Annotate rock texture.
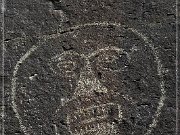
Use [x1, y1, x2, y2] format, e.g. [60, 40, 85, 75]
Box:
[2, 0, 177, 135]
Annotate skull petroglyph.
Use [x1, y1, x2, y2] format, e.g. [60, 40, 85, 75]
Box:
[52, 46, 134, 135]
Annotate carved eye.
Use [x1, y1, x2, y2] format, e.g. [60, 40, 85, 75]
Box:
[95, 50, 129, 72]
[57, 60, 77, 73]
[49, 52, 81, 77]
[103, 55, 118, 62]
[97, 55, 119, 71]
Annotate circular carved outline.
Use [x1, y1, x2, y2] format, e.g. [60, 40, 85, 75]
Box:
[11, 22, 165, 135]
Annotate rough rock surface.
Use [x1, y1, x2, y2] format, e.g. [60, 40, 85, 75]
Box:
[2, 0, 177, 135]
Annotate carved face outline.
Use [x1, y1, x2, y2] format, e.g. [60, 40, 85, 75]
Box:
[52, 46, 132, 135]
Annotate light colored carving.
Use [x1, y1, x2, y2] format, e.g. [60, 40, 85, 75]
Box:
[52, 46, 138, 135]
[11, 22, 165, 135]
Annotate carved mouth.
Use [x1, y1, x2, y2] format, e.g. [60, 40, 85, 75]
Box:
[67, 103, 120, 135]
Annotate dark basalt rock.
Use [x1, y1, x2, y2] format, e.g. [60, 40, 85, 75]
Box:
[3, 0, 177, 135]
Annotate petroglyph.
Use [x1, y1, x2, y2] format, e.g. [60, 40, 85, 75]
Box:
[52, 46, 127, 135]
[11, 22, 165, 135]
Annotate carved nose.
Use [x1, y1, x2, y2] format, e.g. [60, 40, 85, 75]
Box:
[74, 63, 108, 97]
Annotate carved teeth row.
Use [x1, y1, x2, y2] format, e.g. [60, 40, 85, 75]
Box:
[69, 103, 115, 123]
[73, 122, 113, 135]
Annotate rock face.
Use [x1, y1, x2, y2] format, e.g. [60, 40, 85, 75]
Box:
[3, 0, 177, 135]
